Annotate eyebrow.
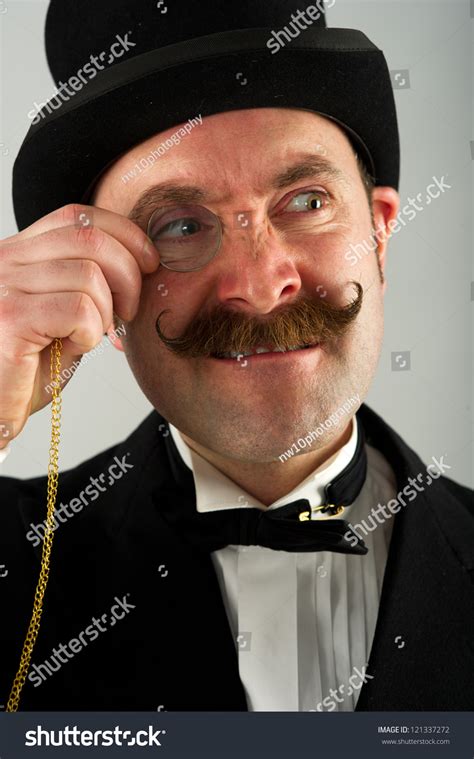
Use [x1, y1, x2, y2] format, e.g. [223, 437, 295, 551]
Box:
[127, 154, 348, 227]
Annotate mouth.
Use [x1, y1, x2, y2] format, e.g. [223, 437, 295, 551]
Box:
[211, 341, 320, 360]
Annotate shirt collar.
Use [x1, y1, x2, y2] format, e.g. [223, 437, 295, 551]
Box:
[168, 417, 358, 517]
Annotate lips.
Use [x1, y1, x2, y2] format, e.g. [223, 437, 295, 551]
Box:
[213, 341, 319, 359]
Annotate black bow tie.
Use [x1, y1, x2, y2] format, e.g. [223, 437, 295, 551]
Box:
[157, 415, 368, 556]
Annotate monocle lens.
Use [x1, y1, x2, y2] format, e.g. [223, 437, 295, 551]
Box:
[147, 203, 222, 271]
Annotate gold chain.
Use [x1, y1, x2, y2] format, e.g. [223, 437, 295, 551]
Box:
[6, 338, 62, 712]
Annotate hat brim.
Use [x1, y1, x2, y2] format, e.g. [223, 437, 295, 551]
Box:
[13, 26, 399, 230]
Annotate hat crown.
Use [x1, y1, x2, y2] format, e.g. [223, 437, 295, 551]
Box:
[14, 0, 400, 232]
[45, 0, 327, 83]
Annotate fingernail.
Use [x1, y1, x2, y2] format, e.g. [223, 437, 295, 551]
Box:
[143, 238, 159, 266]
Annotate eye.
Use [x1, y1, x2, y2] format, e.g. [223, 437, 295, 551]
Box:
[284, 189, 330, 213]
[147, 204, 218, 245]
[146, 203, 222, 272]
[155, 217, 203, 239]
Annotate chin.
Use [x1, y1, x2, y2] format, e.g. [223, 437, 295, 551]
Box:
[213, 419, 331, 463]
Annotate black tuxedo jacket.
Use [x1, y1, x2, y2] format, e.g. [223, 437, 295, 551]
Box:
[0, 403, 473, 710]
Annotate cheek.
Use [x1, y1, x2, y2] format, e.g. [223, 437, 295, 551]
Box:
[137, 269, 204, 334]
[293, 223, 379, 321]
[295, 223, 371, 283]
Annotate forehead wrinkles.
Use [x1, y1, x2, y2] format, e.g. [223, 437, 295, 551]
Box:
[180, 150, 271, 204]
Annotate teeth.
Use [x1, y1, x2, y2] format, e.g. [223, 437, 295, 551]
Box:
[217, 342, 316, 359]
[215, 351, 253, 359]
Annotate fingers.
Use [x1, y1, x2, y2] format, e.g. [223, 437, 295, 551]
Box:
[10, 203, 159, 275]
[7, 221, 154, 322]
[5, 259, 114, 335]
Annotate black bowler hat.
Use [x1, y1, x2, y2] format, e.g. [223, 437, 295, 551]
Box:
[12, 0, 400, 231]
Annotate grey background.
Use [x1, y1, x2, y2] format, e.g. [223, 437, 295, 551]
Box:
[0, 0, 472, 486]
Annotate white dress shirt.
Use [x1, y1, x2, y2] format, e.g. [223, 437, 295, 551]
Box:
[169, 417, 398, 711]
[0, 443, 11, 464]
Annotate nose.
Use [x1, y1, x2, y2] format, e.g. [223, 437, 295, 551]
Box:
[213, 219, 303, 314]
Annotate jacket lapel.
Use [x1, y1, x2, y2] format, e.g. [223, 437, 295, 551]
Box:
[355, 405, 474, 709]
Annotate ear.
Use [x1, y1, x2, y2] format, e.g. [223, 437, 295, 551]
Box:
[106, 320, 126, 352]
[371, 186, 400, 293]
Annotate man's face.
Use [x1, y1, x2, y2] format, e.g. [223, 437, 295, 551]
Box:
[93, 108, 399, 463]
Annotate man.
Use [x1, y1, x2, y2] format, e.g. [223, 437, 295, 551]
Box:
[0, 0, 472, 712]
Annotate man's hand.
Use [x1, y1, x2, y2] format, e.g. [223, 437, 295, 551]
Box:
[0, 204, 160, 447]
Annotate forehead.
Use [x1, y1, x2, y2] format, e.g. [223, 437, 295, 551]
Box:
[92, 108, 358, 212]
